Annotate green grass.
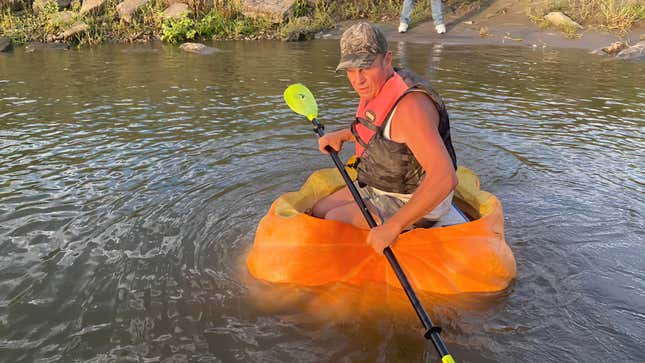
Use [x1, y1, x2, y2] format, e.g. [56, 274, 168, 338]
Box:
[0, 0, 60, 43]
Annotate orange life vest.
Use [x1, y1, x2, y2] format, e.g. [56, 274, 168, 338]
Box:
[349, 69, 457, 194]
[352, 72, 410, 157]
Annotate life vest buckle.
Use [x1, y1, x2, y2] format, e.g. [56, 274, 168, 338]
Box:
[346, 157, 360, 169]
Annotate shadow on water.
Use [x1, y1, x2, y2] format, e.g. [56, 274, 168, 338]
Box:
[0, 40, 643, 362]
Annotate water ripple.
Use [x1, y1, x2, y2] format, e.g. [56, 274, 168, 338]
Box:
[0, 42, 643, 363]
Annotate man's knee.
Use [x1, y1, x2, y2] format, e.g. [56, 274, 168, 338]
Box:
[312, 187, 351, 218]
[311, 198, 329, 218]
[325, 205, 371, 229]
[323, 206, 345, 222]
[324, 205, 358, 226]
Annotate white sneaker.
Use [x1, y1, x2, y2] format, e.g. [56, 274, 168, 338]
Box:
[435, 24, 446, 34]
[398, 22, 409, 33]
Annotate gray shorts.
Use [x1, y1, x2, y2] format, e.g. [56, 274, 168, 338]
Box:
[356, 183, 467, 229]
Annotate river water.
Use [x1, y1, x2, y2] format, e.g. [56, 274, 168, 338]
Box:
[0, 40, 643, 362]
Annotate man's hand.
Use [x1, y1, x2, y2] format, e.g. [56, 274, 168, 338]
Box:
[318, 129, 351, 154]
[366, 222, 402, 254]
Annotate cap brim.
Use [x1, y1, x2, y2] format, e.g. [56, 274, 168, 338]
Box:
[335, 53, 377, 72]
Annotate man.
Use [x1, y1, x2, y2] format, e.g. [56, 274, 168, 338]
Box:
[312, 22, 464, 254]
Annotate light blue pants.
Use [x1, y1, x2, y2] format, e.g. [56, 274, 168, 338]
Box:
[400, 0, 444, 26]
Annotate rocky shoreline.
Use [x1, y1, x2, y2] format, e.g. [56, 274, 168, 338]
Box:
[1, 0, 643, 60]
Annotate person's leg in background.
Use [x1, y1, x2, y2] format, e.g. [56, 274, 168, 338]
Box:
[399, 0, 416, 33]
[431, 0, 446, 34]
[400, 0, 446, 34]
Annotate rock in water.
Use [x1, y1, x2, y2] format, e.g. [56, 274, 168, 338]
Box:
[179, 42, 219, 55]
[602, 41, 627, 55]
[616, 41, 645, 61]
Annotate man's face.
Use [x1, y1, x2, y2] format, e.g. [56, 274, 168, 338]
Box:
[345, 53, 392, 101]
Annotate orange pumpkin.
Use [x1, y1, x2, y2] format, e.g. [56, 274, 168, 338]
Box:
[247, 166, 516, 295]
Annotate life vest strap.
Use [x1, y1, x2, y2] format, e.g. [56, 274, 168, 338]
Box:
[354, 116, 381, 132]
[351, 119, 370, 149]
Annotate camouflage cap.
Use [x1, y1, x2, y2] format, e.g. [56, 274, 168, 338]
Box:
[336, 22, 388, 72]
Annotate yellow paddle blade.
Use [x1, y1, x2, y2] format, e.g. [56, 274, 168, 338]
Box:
[284, 83, 318, 121]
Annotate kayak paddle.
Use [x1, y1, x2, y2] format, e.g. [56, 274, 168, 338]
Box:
[283, 83, 455, 363]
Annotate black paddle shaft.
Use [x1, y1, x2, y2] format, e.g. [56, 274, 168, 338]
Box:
[311, 118, 451, 358]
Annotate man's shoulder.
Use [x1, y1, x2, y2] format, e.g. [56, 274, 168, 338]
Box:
[390, 89, 439, 137]
[397, 91, 438, 115]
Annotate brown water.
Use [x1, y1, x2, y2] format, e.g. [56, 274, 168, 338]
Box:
[0, 40, 643, 362]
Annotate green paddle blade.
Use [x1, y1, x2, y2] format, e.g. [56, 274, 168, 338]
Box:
[284, 83, 318, 121]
